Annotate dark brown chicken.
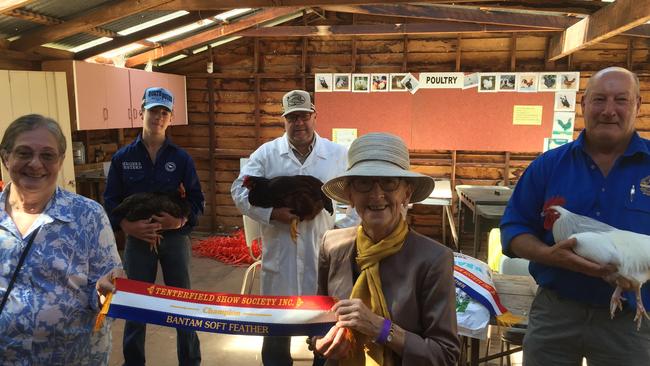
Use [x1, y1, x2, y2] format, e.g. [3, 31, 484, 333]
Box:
[242, 175, 334, 242]
[111, 183, 190, 252]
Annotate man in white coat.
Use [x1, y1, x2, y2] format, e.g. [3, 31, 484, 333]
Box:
[231, 90, 351, 366]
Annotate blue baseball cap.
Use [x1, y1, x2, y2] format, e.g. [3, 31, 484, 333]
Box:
[142, 87, 174, 111]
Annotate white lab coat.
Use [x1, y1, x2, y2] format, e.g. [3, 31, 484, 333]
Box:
[231, 133, 349, 296]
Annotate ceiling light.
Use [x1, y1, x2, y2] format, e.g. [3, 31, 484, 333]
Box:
[64, 37, 113, 53]
[147, 19, 214, 43]
[118, 11, 189, 36]
[99, 43, 146, 59]
[157, 54, 187, 66]
[215, 8, 253, 21]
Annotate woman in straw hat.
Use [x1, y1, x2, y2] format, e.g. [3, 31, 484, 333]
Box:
[310, 133, 459, 365]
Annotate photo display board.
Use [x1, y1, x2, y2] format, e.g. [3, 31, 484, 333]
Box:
[314, 72, 579, 152]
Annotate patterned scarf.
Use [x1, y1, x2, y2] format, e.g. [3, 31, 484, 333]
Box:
[342, 218, 408, 366]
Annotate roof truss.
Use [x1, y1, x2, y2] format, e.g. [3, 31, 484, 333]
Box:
[9, 0, 176, 52]
[125, 7, 302, 67]
[547, 0, 650, 61]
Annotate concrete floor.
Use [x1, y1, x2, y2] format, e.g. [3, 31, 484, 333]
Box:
[107, 252, 315, 366]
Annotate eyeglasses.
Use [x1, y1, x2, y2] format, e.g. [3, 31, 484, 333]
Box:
[349, 177, 401, 193]
[11, 147, 61, 164]
[285, 112, 312, 123]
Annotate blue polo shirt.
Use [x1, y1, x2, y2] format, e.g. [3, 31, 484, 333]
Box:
[103, 135, 204, 234]
[501, 131, 650, 306]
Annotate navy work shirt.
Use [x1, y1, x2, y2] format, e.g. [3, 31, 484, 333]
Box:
[103, 134, 204, 235]
[501, 131, 650, 307]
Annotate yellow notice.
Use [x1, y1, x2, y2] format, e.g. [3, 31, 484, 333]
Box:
[513, 105, 543, 125]
[332, 128, 357, 148]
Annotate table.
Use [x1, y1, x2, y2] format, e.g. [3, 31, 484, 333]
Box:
[455, 185, 512, 257]
[419, 179, 457, 249]
[463, 273, 537, 366]
[75, 168, 105, 204]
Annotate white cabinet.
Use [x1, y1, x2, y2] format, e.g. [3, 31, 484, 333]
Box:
[42, 60, 187, 130]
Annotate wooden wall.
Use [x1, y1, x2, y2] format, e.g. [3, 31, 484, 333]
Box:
[15, 26, 637, 242]
[151, 31, 650, 238]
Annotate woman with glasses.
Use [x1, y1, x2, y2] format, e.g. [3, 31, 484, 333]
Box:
[0, 114, 122, 365]
[312, 132, 460, 366]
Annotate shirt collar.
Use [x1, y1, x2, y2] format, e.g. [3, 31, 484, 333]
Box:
[288, 134, 316, 157]
[135, 133, 172, 150]
[572, 130, 650, 157]
[0, 184, 73, 234]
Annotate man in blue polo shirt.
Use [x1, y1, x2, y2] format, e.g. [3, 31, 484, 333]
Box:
[104, 87, 204, 366]
[501, 67, 650, 365]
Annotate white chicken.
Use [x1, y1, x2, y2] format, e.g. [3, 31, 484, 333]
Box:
[543, 196, 650, 329]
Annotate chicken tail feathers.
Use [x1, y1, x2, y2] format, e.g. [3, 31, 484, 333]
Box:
[322, 193, 334, 215]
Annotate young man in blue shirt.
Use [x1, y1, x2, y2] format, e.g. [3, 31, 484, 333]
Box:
[104, 87, 204, 366]
[501, 67, 650, 365]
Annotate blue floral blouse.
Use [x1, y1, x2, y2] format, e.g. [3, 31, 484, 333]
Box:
[0, 185, 122, 365]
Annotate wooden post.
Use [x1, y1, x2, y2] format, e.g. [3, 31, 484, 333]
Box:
[254, 38, 261, 146]
[504, 152, 511, 186]
[402, 35, 408, 72]
[455, 35, 461, 72]
[207, 75, 216, 233]
[301, 10, 308, 89]
[510, 33, 517, 71]
[544, 35, 556, 71]
[351, 14, 357, 72]
[627, 38, 634, 70]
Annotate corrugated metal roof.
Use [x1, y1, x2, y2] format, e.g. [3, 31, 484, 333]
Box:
[0, 15, 38, 38]
[100, 10, 179, 33]
[22, 0, 111, 20]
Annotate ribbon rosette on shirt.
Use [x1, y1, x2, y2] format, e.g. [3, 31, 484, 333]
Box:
[96, 278, 336, 336]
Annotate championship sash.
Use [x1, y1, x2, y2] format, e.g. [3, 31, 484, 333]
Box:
[96, 278, 336, 336]
[453, 252, 522, 325]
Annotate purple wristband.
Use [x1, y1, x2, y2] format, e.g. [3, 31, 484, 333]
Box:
[376, 318, 392, 344]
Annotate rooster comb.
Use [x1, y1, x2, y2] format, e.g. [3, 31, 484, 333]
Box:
[543, 196, 566, 211]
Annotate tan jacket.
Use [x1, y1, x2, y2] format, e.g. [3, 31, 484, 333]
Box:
[317, 227, 460, 366]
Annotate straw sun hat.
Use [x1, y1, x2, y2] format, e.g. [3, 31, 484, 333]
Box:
[322, 132, 435, 205]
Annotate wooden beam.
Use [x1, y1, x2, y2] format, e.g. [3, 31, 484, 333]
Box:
[236, 22, 558, 37]
[10, 0, 175, 52]
[125, 7, 301, 67]
[156, 0, 447, 10]
[0, 45, 73, 61]
[75, 11, 220, 60]
[0, 0, 33, 13]
[321, 4, 579, 30]
[451, 1, 606, 15]
[547, 0, 650, 61]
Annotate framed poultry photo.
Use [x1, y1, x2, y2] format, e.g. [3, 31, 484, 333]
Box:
[333, 73, 351, 91]
[389, 73, 408, 91]
[538, 73, 558, 92]
[554, 91, 576, 111]
[315, 73, 333, 92]
[517, 73, 538, 92]
[462, 72, 478, 89]
[371, 74, 389, 92]
[559, 72, 580, 91]
[497, 73, 516, 92]
[352, 74, 370, 92]
[478, 73, 497, 92]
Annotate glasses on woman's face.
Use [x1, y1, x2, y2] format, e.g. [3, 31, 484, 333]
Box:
[11, 147, 61, 165]
[349, 177, 401, 193]
[285, 112, 312, 123]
